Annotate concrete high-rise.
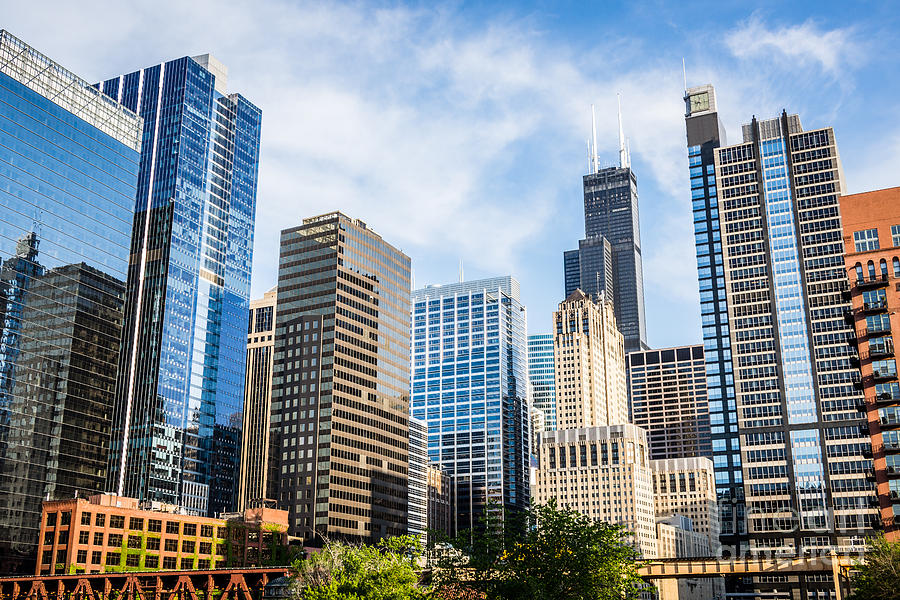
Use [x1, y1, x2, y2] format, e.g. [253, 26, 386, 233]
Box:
[650, 457, 720, 552]
[711, 103, 876, 592]
[564, 106, 648, 353]
[628, 345, 712, 460]
[238, 288, 277, 510]
[410, 277, 530, 534]
[408, 417, 428, 541]
[839, 186, 900, 539]
[527, 334, 556, 431]
[684, 84, 745, 555]
[102, 53, 262, 517]
[272, 212, 411, 543]
[0, 31, 141, 572]
[553, 290, 627, 429]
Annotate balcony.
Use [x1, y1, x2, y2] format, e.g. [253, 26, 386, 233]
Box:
[886, 466, 900, 479]
[883, 441, 900, 454]
[857, 274, 890, 289]
[873, 369, 899, 383]
[869, 495, 882, 508]
[863, 299, 889, 314]
[889, 490, 900, 503]
[875, 392, 900, 407]
[863, 445, 874, 458]
[881, 416, 900, 430]
[856, 400, 868, 412]
[870, 343, 896, 360]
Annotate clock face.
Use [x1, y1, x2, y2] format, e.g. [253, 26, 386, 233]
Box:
[689, 92, 710, 114]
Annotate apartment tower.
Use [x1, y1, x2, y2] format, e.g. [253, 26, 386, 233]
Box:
[272, 212, 411, 542]
[101, 54, 262, 517]
[0, 31, 141, 572]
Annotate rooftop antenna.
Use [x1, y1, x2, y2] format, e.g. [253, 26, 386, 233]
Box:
[617, 94, 630, 169]
[590, 104, 599, 174]
[682, 57, 687, 94]
[458, 259, 464, 283]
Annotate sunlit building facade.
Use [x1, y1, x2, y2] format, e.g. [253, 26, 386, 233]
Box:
[528, 334, 556, 431]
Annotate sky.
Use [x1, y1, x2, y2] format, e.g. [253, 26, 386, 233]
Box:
[5, 1, 900, 346]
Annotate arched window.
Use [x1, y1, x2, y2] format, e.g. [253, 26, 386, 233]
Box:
[868, 261, 877, 279]
[856, 262, 865, 281]
[881, 259, 889, 276]
[894, 257, 900, 278]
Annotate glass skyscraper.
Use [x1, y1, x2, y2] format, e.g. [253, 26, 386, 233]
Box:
[101, 54, 262, 517]
[0, 31, 141, 572]
[684, 85, 745, 556]
[411, 276, 530, 534]
[527, 334, 556, 431]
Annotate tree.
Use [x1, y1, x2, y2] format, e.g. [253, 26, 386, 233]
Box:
[291, 535, 427, 600]
[434, 499, 648, 600]
[851, 535, 900, 600]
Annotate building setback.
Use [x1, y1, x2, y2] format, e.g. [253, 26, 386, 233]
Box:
[839, 186, 900, 539]
[629, 345, 712, 460]
[713, 107, 876, 594]
[272, 213, 411, 543]
[527, 334, 556, 431]
[238, 288, 277, 510]
[410, 277, 530, 534]
[553, 290, 627, 430]
[101, 53, 262, 517]
[683, 84, 745, 555]
[0, 31, 141, 573]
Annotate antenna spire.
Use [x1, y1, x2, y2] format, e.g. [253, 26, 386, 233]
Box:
[458, 259, 464, 283]
[617, 94, 630, 169]
[590, 104, 599, 174]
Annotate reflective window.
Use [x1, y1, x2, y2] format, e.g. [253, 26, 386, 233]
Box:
[854, 228, 880, 252]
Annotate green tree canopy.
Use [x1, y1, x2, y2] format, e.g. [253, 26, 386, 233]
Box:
[851, 535, 900, 600]
[434, 499, 647, 600]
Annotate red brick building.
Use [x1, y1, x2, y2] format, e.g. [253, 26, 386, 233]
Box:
[840, 187, 900, 539]
[36, 495, 289, 575]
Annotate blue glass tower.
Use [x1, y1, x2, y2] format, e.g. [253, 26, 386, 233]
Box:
[684, 85, 746, 556]
[527, 334, 556, 431]
[411, 277, 530, 534]
[101, 54, 262, 516]
[0, 31, 141, 572]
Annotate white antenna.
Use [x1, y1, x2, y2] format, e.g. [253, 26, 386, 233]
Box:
[682, 57, 687, 94]
[617, 94, 629, 169]
[590, 104, 598, 174]
[458, 259, 464, 283]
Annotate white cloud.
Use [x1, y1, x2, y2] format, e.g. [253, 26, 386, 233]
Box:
[725, 15, 862, 76]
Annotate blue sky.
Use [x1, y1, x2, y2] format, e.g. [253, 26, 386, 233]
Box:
[6, 1, 900, 346]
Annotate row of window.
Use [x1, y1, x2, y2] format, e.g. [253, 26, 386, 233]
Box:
[45, 511, 224, 538]
[853, 226, 900, 252]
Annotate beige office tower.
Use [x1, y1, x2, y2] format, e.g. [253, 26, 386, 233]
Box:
[534, 424, 657, 557]
[272, 212, 411, 542]
[553, 289, 627, 429]
[238, 288, 278, 510]
[650, 457, 720, 553]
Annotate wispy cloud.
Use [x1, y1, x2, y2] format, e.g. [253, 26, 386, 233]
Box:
[725, 15, 863, 76]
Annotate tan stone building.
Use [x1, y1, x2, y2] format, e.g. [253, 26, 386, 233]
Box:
[238, 287, 278, 510]
[534, 424, 656, 558]
[650, 457, 720, 553]
[36, 494, 288, 575]
[553, 289, 627, 429]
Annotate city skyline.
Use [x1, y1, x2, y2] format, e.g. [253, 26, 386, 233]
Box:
[4, 3, 900, 348]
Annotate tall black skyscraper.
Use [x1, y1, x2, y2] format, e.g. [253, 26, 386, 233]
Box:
[565, 103, 648, 353]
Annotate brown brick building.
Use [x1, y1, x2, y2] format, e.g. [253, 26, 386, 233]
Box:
[841, 186, 900, 539]
[36, 494, 289, 575]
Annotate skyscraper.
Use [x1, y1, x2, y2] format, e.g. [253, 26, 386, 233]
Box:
[628, 345, 712, 460]
[683, 84, 745, 555]
[0, 30, 141, 572]
[564, 104, 648, 353]
[408, 417, 428, 541]
[102, 54, 262, 517]
[527, 334, 556, 431]
[410, 276, 530, 534]
[273, 212, 411, 542]
[553, 290, 627, 429]
[713, 107, 876, 587]
[238, 288, 277, 511]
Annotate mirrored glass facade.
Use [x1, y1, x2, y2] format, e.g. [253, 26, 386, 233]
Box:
[527, 334, 556, 431]
[100, 55, 261, 517]
[411, 277, 530, 534]
[0, 31, 141, 572]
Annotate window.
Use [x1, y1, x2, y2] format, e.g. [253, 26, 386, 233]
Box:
[126, 554, 140, 567]
[183, 523, 197, 536]
[199, 542, 212, 555]
[216, 543, 226, 556]
[181, 540, 196, 553]
[217, 527, 227, 539]
[46, 512, 57, 527]
[166, 522, 179, 535]
[127, 535, 142, 549]
[200, 525, 213, 538]
[854, 228, 880, 252]
[164, 539, 178, 552]
[58, 531, 68, 545]
[61, 512, 71, 526]
[129, 518, 144, 531]
[57, 550, 66, 564]
[78, 531, 89, 545]
[94, 532, 104, 545]
[181, 558, 194, 570]
[91, 551, 101, 565]
[146, 537, 160, 551]
[148, 519, 162, 533]
[106, 552, 120, 566]
[163, 557, 177, 570]
[145, 555, 159, 569]
[44, 532, 53, 545]
[42, 550, 52, 566]
[81, 513, 91, 526]
[95, 514, 105, 528]
[108, 534, 122, 547]
[198, 559, 210, 570]
[892, 225, 900, 247]
[109, 515, 125, 529]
